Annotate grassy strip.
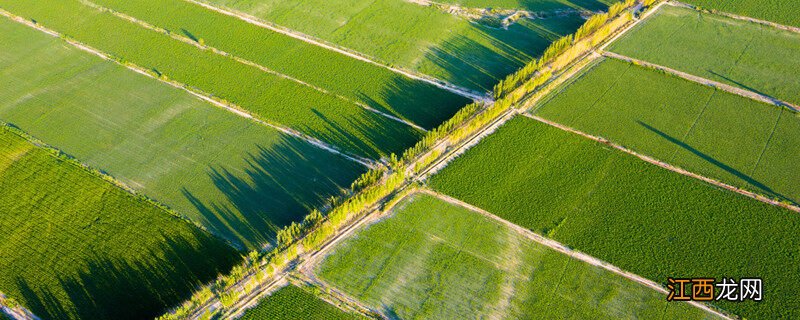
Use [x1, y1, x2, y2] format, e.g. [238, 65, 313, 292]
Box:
[0, 125, 241, 320]
[82, 0, 472, 130]
[316, 192, 714, 319]
[0, 0, 422, 159]
[430, 116, 800, 319]
[534, 58, 800, 205]
[608, 5, 800, 107]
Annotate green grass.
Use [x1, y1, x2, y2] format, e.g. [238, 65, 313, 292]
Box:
[430, 116, 800, 319]
[240, 285, 358, 320]
[0, 126, 240, 320]
[685, 0, 800, 28]
[533, 58, 800, 205]
[608, 5, 800, 107]
[203, 0, 587, 91]
[317, 192, 716, 319]
[0, 0, 422, 159]
[84, 0, 471, 130]
[0, 17, 366, 250]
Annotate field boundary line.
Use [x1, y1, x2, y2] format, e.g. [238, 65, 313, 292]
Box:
[420, 189, 733, 320]
[667, 0, 800, 35]
[597, 1, 666, 52]
[179, 0, 491, 102]
[0, 9, 376, 169]
[523, 113, 800, 213]
[750, 109, 783, 177]
[77, 0, 426, 132]
[602, 51, 800, 112]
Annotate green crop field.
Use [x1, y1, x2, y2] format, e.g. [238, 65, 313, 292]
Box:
[203, 0, 588, 91]
[685, 0, 800, 28]
[82, 0, 471, 131]
[0, 126, 240, 320]
[240, 285, 358, 320]
[533, 58, 800, 205]
[0, 0, 423, 159]
[316, 192, 716, 319]
[0, 17, 365, 250]
[430, 116, 800, 319]
[608, 5, 800, 108]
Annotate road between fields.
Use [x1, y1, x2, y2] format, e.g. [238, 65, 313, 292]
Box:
[523, 113, 800, 214]
[179, 0, 492, 103]
[0, 9, 377, 169]
[77, 0, 428, 132]
[419, 189, 732, 320]
[602, 51, 800, 112]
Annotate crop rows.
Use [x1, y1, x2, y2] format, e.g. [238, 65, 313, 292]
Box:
[685, 0, 800, 28]
[533, 58, 800, 205]
[84, 0, 471, 130]
[0, 126, 240, 320]
[316, 193, 714, 319]
[239, 285, 356, 320]
[204, 0, 588, 91]
[608, 5, 800, 107]
[430, 116, 800, 319]
[0, 18, 365, 249]
[0, 0, 422, 159]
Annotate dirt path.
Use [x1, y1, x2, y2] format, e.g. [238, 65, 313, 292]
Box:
[667, 0, 800, 35]
[78, 0, 427, 132]
[0, 9, 376, 169]
[420, 189, 732, 320]
[0, 292, 39, 320]
[523, 113, 800, 214]
[180, 0, 491, 102]
[603, 51, 800, 112]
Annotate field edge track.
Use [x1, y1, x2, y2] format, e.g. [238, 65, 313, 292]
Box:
[0, 8, 376, 168]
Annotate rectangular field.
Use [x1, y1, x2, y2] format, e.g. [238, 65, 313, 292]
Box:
[684, 0, 800, 28]
[0, 126, 240, 320]
[315, 192, 716, 319]
[203, 0, 588, 91]
[84, 0, 471, 130]
[0, 17, 365, 249]
[429, 116, 800, 319]
[533, 58, 800, 205]
[0, 0, 422, 159]
[239, 285, 358, 320]
[608, 5, 800, 107]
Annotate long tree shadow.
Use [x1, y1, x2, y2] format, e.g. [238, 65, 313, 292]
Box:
[638, 121, 795, 205]
[10, 231, 239, 320]
[182, 135, 366, 250]
[707, 70, 790, 106]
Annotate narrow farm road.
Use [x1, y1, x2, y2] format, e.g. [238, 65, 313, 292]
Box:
[522, 113, 800, 214]
[419, 189, 733, 320]
[0, 9, 376, 169]
[180, 0, 492, 102]
[602, 51, 800, 112]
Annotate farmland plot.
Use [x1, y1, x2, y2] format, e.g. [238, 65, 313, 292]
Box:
[684, 0, 800, 28]
[202, 0, 588, 91]
[83, 0, 471, 130]
[430, 117, 800, 319]
[0, 0, 422, 159]
[533, 58, 800, 204]
[608, 5, 800, 107]
[240, 285, 358, 320]
[434, 0, 616, 11]
[0, 18, 365, 250]
[0, 126, 240, 320]
[316, 193, 716, 319]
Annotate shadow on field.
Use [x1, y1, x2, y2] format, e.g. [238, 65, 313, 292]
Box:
[421, 17, 583, 92]
[638, 121, 796, 205]
[358, 76, 472, 130]
[11, 231, 239, 320]
[182, 136, 366, 250]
